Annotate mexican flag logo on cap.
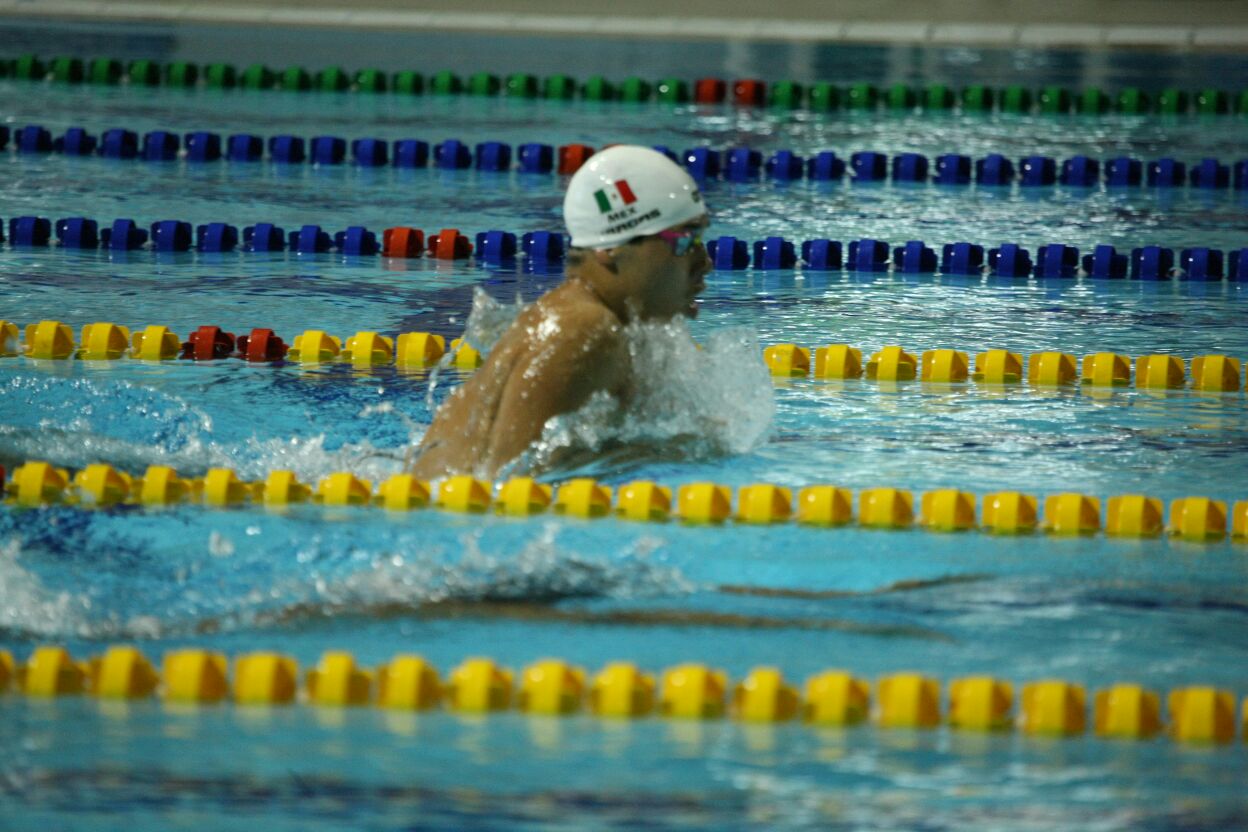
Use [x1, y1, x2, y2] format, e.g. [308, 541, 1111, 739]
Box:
[593, 180, 637, 214]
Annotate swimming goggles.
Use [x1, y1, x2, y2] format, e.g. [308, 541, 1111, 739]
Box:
[654, 228, 704, 256]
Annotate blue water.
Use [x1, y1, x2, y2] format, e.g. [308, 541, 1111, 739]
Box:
[2, 18, 1248, 832]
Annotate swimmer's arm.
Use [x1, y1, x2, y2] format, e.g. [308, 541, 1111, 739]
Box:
[483, 314, 626, 473]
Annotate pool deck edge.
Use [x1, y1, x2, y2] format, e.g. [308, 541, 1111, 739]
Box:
[2, 1, 1248, 51]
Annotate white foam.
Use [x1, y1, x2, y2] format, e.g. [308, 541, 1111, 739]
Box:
[438, 288, 775, 477]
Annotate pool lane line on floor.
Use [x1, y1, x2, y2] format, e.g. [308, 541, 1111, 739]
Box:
[5, 460, 1247, 541]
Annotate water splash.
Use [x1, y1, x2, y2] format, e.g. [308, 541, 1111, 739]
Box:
[0, 537, 96, 638]
[434, 288, 774, 477]
[516, 318, 775, 476]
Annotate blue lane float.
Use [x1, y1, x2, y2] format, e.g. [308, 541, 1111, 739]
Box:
[1019, 156, 1057, 187]
[517, 143, 553, 174]
[228, 134, 264, 162]
[682, 147, 722, 179]
[151, 220, 193, 252]
[1230, 249, 1247, 281]
[934, 154, 971, 185]
[1035, 244, 1080, 278]
[142, 131, 179, 161]
[801, 239, 842, 271]
[244, 223, 286, 252]
[352, 138, 389, 167]
[476, 230, 518, 263]
[1106, 157, 1143, 187]
[850, 152, 888, 182]
[101, 218, 147, 250]
[1190, 159, 1230, 189]
[1180, 247, 1223, 280]
[394, 139, 430, 168]
[9, 216, 52, 246]
[807, 152, 845, 181]
[56, 217, 99, 249]
[101, 129, 138, 159]
[475, 142, 511, 172]
[6, 124, 1246, 191]
[311, 136, 346, 165]
[940, 242, 985, 275]
[976, 154, 1014, 186]
[197, 223, 239, 253]
[725, 148, 762, 182]
[1131, 245, 1175, 280]
[707, 236, 749, 270]
[54, 127, 97, 156]
[1060, 156, 1099, 187]
[16, 125, 53, 154]
[847, 239, 890, 272]
[765, 151, 803, 181]
[336, 226, 380, 256]
[522, 231, 564, 264]
[752, 236, 796, 269]
[185, 132, 222, 163]
[434, 139, 472, 170]
[290, 224, 333, 253]
[3, 213, 1241, 282]
[1147, 158, 1186, 187]
[893, 240, 937, 273]
[270, 135, 306, 164]
[1083, 245, 1129, 279]
[891, 153, 929, 183]
[989, 243, 1033, 277]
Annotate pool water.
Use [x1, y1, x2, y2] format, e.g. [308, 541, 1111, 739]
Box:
[2, 19, 1248, 832]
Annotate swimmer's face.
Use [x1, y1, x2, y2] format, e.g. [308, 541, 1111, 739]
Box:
[610, 217, 711, 320]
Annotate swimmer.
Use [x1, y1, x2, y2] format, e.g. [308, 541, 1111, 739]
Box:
[410, 145, 710, 479]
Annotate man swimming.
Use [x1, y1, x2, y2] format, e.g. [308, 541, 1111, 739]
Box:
[410, 145, 711, 479]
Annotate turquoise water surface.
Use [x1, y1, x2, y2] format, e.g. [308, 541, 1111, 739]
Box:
[2, 19, 1248, 831]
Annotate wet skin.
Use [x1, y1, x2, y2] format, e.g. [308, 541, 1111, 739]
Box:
[410, 218, 711, 479]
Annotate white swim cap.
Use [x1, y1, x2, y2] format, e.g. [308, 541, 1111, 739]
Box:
[563, 145, 707, 250]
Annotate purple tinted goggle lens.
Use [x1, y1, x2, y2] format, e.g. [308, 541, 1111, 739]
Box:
[655, 229, 703, 256]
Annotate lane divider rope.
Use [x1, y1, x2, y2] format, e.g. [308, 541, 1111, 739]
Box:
[3, 53, 1246, 118]
[2, 216, 1246, 280]
[4, 460, 1247, 541]
[4, 123, 1247, 191]
[2, 645, 1246, 744]
[4, 319, 1248, 396]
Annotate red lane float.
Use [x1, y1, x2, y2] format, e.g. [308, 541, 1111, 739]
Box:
[426, 228, 473, 260]
[382, 227, 425, 258]
[733, 79, 766, 107]
[237, 328, 289, 362]
[181, 326, 236, 360]
[556, 143, 594, 175]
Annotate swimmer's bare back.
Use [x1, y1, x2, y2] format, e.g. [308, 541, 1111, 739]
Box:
[410, 278, 629, 479]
